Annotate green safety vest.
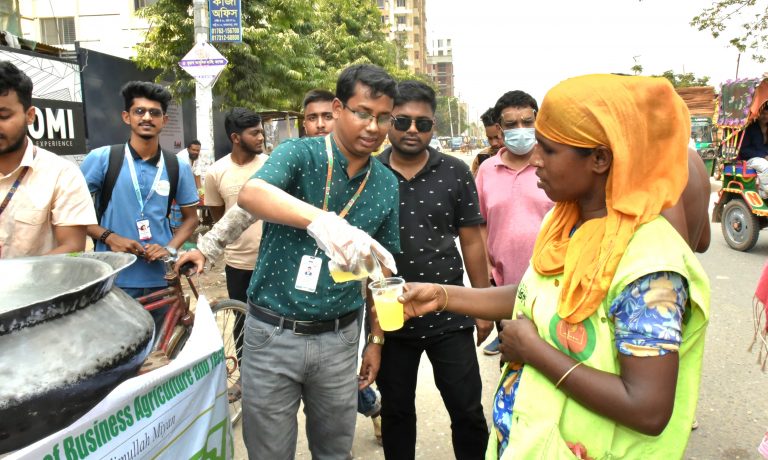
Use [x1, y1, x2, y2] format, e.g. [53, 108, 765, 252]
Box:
[489, 217, 710, 460]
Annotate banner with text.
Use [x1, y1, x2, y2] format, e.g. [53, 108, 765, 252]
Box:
[9, 296, 233, 460]
[28, 98, 87, 157]
[209, 0, 242, 43]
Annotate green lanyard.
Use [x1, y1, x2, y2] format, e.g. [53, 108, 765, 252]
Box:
[323, 135, 371, 219]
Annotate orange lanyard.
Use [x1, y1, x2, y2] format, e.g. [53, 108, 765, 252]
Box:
[323, 135, 370, 219]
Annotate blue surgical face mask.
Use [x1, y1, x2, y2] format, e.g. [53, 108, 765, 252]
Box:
[503, 128, 536, 155]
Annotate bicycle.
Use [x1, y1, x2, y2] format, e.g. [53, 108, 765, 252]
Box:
[208, 298, 247, 424]
[136, 256, 198, 359]
[136, 256, 247, 424]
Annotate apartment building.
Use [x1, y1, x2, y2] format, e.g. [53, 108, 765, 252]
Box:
[376, 0, 427, 75]
[17, 0, 154, 59]
[426, 37, 454, 97]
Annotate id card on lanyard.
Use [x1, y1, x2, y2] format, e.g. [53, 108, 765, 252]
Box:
[125, 146, 164, 241]
[295, 135, 372, 293]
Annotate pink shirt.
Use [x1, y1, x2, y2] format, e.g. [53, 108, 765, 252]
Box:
[475, 148, 553, 286]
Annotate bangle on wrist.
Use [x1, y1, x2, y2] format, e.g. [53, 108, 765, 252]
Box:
[99, 229, 113, 244]
[435, 284, 448, 312]
[555, 361, 583, 389]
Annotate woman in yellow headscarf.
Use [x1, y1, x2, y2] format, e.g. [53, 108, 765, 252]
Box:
[399, 74, 710, 459]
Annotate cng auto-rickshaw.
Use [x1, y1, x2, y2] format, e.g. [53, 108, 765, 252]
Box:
[691, 115, 718, 176]
[712, 77, 768, 251]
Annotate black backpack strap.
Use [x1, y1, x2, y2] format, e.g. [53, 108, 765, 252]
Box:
[97, 144, 125, 224]
[162, 150, 180, 218]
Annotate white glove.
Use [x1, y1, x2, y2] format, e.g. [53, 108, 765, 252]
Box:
[348, 227, 398, 275]
[307, 212, 398, 275]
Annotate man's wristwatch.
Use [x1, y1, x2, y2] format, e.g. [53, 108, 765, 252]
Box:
[367, 334, 385, 345]
[164, 246, 178, 257]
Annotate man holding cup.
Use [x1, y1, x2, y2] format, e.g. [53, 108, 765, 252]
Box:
[235, 64, 400, 459]
[375, 80, 491, 459]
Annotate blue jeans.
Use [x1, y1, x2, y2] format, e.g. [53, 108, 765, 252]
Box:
[241, 311, 361, 460]
[122, 286, 168, 337]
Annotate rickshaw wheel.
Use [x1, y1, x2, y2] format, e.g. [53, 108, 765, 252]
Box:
[721, 199, 760, 251]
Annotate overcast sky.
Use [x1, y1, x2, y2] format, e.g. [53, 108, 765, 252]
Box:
[425, 0, 765, 120]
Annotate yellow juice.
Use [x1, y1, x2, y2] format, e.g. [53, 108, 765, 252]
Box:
[330, 268, 362, 283]
[374, 294, 404, 331]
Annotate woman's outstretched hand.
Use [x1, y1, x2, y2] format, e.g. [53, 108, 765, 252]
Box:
[399, 282, 446, 320]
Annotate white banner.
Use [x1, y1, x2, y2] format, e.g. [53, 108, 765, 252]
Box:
[8, 296, 233, 460]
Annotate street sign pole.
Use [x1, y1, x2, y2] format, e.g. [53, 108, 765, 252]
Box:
[193, 0, 213, 178]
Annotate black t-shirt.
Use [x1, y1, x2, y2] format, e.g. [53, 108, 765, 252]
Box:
[378, 147, 485, 339]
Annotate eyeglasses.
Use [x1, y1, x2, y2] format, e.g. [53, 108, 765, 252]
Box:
[343, 104, 391, 127]
[391, 116, 434, 133]
[131, 107, 164, 118]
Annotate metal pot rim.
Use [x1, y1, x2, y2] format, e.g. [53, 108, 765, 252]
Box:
[0, 252, 137, 335]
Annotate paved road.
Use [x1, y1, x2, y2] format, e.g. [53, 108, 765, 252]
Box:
[233, 152, 768, 459]
[685, 185, 768, 460]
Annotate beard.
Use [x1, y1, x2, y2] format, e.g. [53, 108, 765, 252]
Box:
[242, 143, 264, 157]
[0, 130, 28, 156]
[392, 138, 427, 157]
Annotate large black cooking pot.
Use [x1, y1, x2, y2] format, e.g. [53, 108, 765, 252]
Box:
[0, 253, 155, 454]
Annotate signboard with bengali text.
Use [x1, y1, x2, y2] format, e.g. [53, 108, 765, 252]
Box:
[179, 42, 228, 87]
[209, 0, 242, 43]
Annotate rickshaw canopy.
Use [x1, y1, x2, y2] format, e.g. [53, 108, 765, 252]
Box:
[717, 77, 768, 129]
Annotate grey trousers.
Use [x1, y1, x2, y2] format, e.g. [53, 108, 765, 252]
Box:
[241, 312, 360, 460]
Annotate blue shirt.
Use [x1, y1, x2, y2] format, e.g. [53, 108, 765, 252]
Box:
[739, 122, 768, 161]
[80, 143, 199, 288]
[247, 136, 401, 320]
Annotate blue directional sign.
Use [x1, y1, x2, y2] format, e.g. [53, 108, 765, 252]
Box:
[209, 0, 242, 43]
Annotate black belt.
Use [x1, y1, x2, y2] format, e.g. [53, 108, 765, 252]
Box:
[248, 301, 358, 335]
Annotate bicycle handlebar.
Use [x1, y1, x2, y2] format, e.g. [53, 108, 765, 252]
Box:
[161, 256, 198, 278]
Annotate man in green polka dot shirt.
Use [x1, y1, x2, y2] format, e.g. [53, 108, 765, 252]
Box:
[236, 64, 401, 459]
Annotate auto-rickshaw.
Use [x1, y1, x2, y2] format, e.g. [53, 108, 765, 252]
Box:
[691, 116, 718, 176]
[712, 77, 768, 251]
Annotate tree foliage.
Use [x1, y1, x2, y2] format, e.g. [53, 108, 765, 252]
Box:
[134, 0, 419, 111]
[434, 96, 468, 137]
[691, 0, 768, 63]
[654, 70, 711, 88]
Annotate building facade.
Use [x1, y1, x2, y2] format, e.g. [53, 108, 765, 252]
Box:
[376, 0, 427, 75]
[427, 37, 454, 97]
[17, 0, 153, 59]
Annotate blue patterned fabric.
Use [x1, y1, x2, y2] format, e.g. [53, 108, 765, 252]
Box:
[492, 367, 522, 457]
[491, 271, 687, 456]
[609, 271, 687, 357]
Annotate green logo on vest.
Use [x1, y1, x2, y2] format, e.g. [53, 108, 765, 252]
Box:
[548, 315, 597, 360]
[517, 283, 527, 305]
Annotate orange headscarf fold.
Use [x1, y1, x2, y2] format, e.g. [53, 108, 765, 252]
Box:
[532, 74, 690, 324]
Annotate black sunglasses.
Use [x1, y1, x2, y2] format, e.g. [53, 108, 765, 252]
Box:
[392, 116, 434, 133]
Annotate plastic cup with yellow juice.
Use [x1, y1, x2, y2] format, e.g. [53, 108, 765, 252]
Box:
[368, 277, 405, 331]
